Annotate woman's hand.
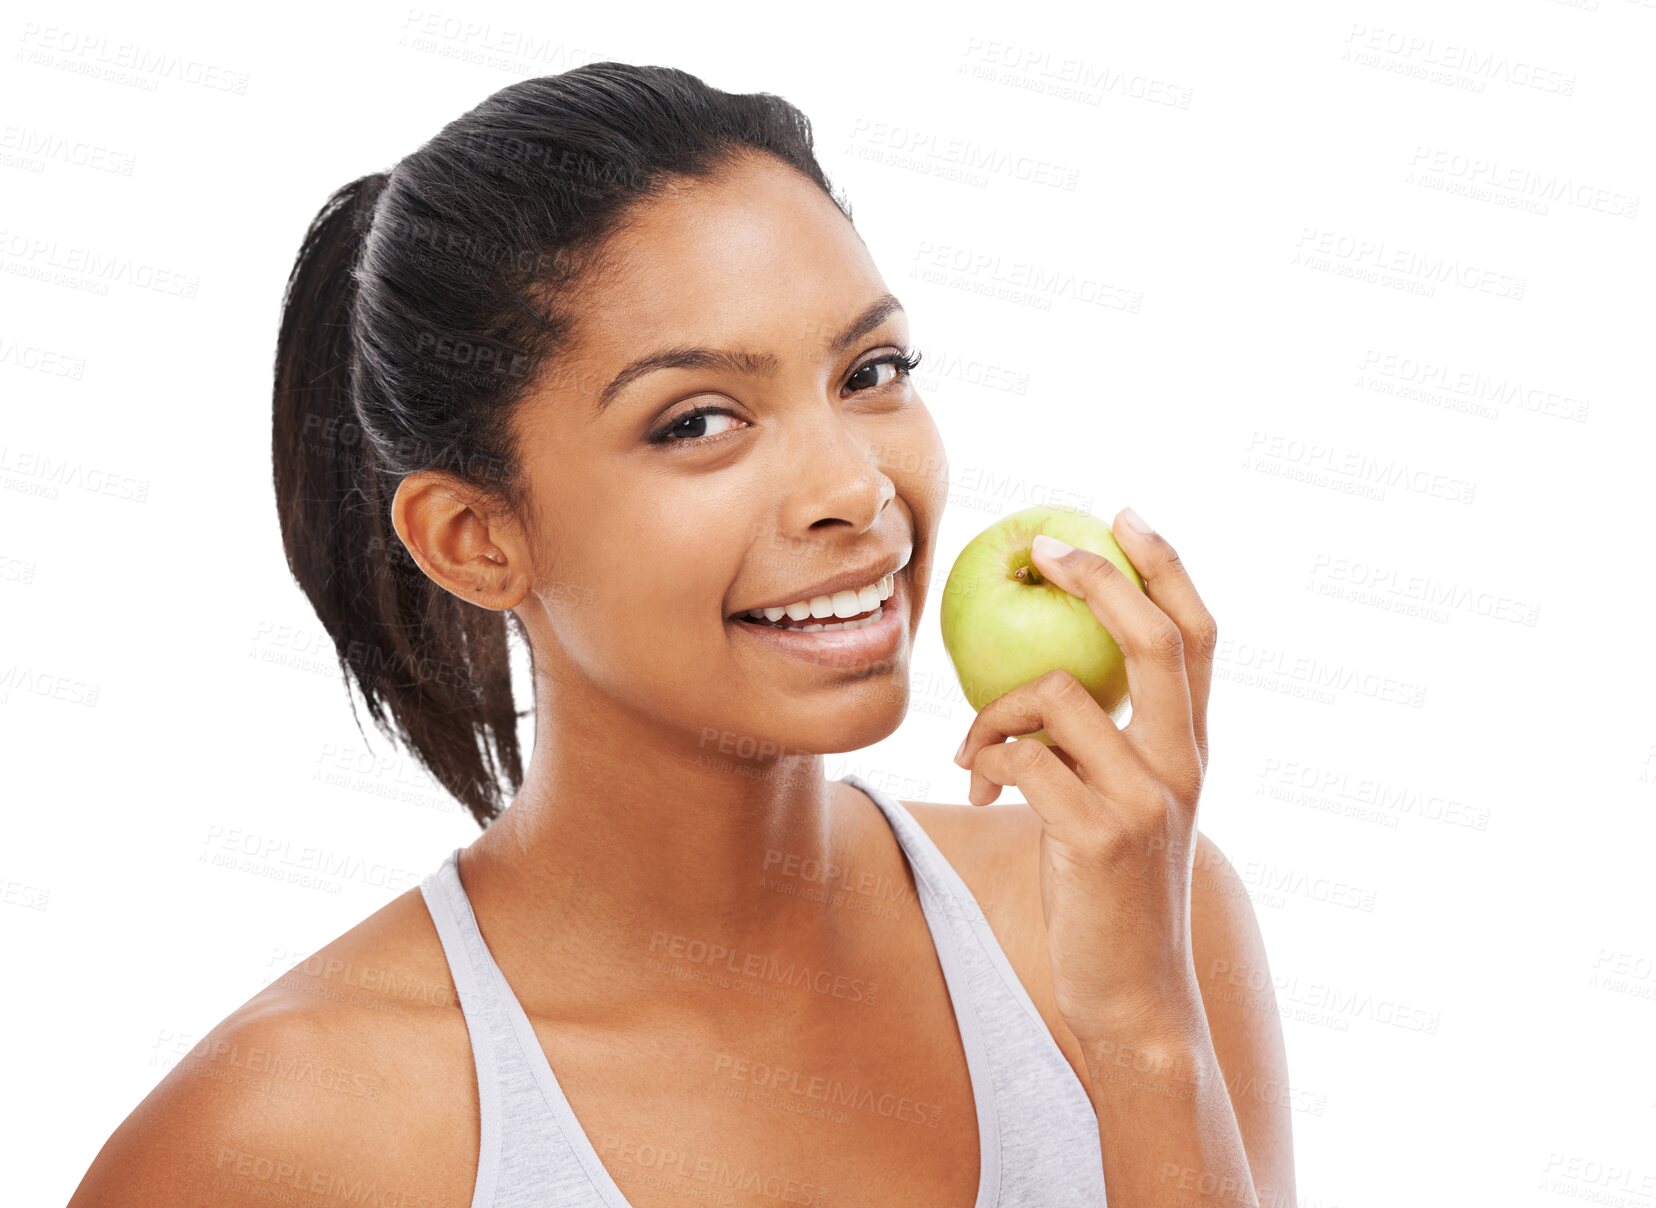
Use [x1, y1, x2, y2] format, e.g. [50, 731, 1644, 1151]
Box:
[953, 507, 1217, 1049]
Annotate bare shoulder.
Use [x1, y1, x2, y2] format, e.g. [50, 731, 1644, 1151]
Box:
[901, 799, 1296, 1200]
[67, 884, 478, 1208]
[898, 796, 1047, 919]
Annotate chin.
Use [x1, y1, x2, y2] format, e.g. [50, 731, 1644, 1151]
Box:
[813, 680, 912, 754]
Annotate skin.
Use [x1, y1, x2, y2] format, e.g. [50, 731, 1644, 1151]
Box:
[67, 151, 1295, 1207]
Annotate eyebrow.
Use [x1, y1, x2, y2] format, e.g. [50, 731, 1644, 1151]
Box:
[591, 293, 906, 415]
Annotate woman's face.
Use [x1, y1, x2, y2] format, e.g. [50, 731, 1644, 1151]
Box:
[512, 152, 949, 760]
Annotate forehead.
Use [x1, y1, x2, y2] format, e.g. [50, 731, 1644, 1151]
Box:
[568, 155, 891, 367]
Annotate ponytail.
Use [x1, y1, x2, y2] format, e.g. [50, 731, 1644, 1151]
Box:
[272, 173, 523, 829]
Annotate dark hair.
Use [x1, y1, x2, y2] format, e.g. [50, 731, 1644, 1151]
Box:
[272, 63, 849, 829]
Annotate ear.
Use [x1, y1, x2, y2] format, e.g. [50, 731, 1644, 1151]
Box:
[390, 469, 531, 611]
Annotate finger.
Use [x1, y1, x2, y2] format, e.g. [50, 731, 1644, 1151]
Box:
[968, 736, 1100, 841]
[957, 668, 1133, 801]
[1107, 509, 1218, 772]
[1029, 531, 1195, 768]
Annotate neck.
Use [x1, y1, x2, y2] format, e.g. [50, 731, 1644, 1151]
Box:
[459, 670, 875, 1000]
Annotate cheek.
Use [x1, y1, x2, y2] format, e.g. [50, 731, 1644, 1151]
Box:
[888, 406, 950, 525]
[588, 495, 747, 634]
[543, 538, 735, 693]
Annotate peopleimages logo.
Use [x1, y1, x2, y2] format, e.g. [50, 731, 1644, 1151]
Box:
[1342, 24, 1577, 96]
[647, 930, 880, 1005]
[713, 1052, 942, 1127]
[1293, 227, 1527, 301]
[0, 446, 149, 502]
[0, 230, 200, 298]
[847, 117, 1081, 191]
[15, 24, 252, 94]
[1407, 146, 1638, 219]
[911, 241, 1143, 312]
[1357, 350, 1592, 424]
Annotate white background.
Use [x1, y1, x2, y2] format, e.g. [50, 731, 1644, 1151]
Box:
[4, 1, 1653, 1204]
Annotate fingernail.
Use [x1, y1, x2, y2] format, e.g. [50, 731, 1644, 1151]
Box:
[1031, 533, 1073, 562]
[1120, 507, 1154, 535]
[953, 735, 968, 767]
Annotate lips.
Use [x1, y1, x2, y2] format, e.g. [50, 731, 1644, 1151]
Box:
[729, 568, 908, 673]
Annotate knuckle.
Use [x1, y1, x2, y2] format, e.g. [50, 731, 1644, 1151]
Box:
[1009, 736, 1049, 771]
[1079, 553, 1119, 589]
[1145, 619, 1186, 666]
[1171, 762, 1204, 807]
[1177, 745, 1207, 801]
[1037, 668, 1090, 708]
[1156, 782, 1192, 820]
[1104, 809, 1161, 861]
[1122, 811, 1168, 854]
[1189, 612, 1219, 658]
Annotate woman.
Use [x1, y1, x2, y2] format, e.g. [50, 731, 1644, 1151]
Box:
[71, 62, 1293, 1206]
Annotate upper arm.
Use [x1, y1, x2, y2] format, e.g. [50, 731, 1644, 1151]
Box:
[1191, 830, 1298, 1207]
[66, 1000, 426, 1208]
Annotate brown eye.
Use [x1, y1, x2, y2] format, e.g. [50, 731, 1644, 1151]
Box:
[846, 348, 922, 394]
[647, 405, 746, 447]
[849, 360, 898, 391]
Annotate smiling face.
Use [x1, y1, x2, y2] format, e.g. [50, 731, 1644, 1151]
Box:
[507, 151, 950, 757]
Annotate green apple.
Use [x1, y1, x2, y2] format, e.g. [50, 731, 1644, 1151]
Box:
[940, 505, 1147, 745]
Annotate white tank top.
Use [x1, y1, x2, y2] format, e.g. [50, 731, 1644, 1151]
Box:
[418, 772, 1108, 1205]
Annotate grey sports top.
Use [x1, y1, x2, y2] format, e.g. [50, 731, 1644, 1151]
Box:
[417, 771, 1108, 1206]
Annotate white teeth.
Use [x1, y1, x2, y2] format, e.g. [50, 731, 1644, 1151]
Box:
[796, 606, 884, 634]
[739, 570, 899, 626]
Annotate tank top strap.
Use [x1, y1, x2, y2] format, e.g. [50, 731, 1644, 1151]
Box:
[420, 847, 631, 1208]
[419, 848, 507, 1208]
[836, 774, 1070, 1040]
[839, 773, 1108, 1205]
[841, 773, 989, 923]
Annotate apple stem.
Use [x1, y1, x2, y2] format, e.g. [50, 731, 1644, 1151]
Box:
[1013, 563, 1045, 586]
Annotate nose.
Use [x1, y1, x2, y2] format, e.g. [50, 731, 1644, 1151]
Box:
[777, 407, 895, 537]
